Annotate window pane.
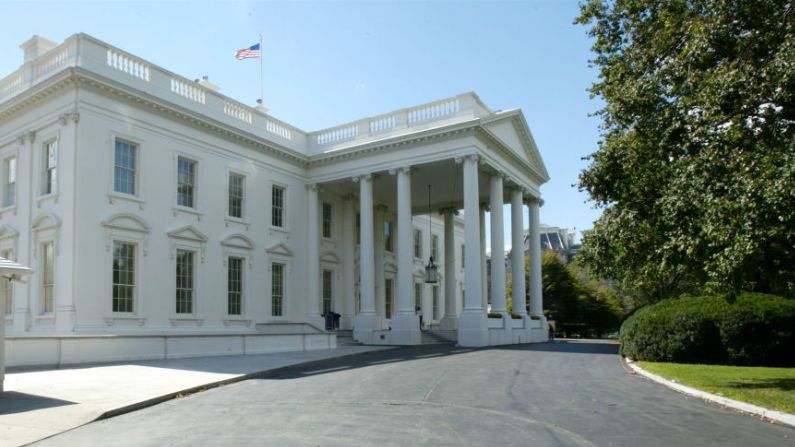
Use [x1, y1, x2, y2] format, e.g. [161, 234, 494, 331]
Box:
[177, 157, 196, 208]
[41, 242, 55, 313]
[228, 173, 244, 218]
[322, 270, 332, 314]
[272, 186, 284, 227]
[2, 249, 13, 314]
[322, 202, 332, 238]
[114, 140, 137, 195]
[176, 249, 194, 314]
[228, 257, 243, 315]
[112, 241, 135, 313]
[43, 141, 57, 195]
[272, 263, 283, 316]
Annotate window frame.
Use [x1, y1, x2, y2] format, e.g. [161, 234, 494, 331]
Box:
[271, 184, 287, 229]
[2, 248, 14, 315]
[227, 171, 246, 220]
[322, 269, 333, 315]
[176, 156, 198, 210]
[41, 138, 58, 197]
[112, 138, 139, 197]
[111, 240, 136, 314]
[384, 220, 394, 253]
[2, 155, 18, 209]
[413, 228, 422, 259]
[271, 262, 286, 318]
[226, 255, 245, 316]
[431, 234, 439, 261]
[322, 201, 333, 239]
[175, 248, 195, 315]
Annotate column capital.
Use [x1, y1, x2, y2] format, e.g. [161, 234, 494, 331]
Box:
[438, 207, 459, 216]
[454, 154, 480, 164]
[17, 130, 35, 144]
[491, 171, 507, 180]
[525, 196, 544, 206]
[388, 166, 413, 175]
[351, 174, 372, 183]
[306, 183, 320, 192]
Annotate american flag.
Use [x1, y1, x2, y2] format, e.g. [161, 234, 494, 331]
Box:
[235, 43, 261, 60]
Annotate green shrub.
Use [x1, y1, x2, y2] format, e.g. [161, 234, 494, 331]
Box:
[620, 293, 795, 366]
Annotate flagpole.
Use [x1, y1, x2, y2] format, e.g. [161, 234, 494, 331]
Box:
[259, 34, 264, 104]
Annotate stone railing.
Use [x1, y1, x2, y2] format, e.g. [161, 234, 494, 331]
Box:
[308, 93, 490, 153]
[0, 34, 305, 151]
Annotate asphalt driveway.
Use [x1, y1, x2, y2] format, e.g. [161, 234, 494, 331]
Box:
[35, 340, 795, 446]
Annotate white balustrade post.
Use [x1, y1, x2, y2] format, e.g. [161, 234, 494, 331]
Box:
[511, 189, 527, 316]
[390, 167, 420, 344]
[457, 155, 488, 347]
[353, 175, 378, 343]
[489, 175, 507, 314]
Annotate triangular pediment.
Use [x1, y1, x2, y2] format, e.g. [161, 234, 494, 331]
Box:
[266, 242, 293, 257]
[482, 113, 550, 183]
[320, 251, 340, 263]
[221, 233, 254, 250]
[0, 223, 19, 240]
[167, 225, 208, 242]
[32, 212, 63, 231]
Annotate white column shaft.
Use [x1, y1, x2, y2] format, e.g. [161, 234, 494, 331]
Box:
[511, 189, 527, 315]
[396, 168, 413, 315]
[528, 199, 543, 316]
[342, 197, 356, 322]
[463, 157, 482, 311]
[480, 204, 487, 311]
[307, 185, 320, 318]
[359, 178, 376, 315]
[443, 211, 456, 319]
[489, 176, 506, 313]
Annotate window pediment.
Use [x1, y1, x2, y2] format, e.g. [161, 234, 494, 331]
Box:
[222, 233, 254, 250]
[32, 212, 62, 231]
[101, 213, 149, 233]
[266, 242, 293, 257]
[320, 251, 340, 263]
[0, 223, 19, 240]
[167, 225, 207, 242]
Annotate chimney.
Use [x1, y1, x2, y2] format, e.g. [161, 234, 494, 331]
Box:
[197, 75, 220, 92]
[20, 35, 58, 63]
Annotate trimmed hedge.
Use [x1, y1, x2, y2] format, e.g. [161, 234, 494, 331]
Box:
[620, 293, 795, 366]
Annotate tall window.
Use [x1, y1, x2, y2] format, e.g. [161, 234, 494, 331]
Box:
[322, 270, 333, 314]
[413, 229, 422, 258]
[461, 244, 466, 268]
[272, 262, 284, 316]
[175, 249, 194, 314]
[2, 249, 14, 314]
[114, 139, 137, 195]
[432, 285, 440, 320]
[356, 213, 361, 244]
[385, 278, 393, 318]
[42, 140, 57, 195]
[112, 241, 135, 312]
[228, 173, 244, 218]
[272, 185, 285, 227]
[40, 242, 55, 313]
[3, 157, 16, 207]
[384, 221, 393, 252]
[177, 157, 196, 208]
[227, 256, 243, 315]
[414, 282, 422, 310]
[431, 235, 439, 260]
[322, 202, 333, 238]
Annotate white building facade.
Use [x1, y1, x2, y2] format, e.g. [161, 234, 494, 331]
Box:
[0, 34, 549, 367]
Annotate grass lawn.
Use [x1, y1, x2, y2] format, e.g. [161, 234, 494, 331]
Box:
[638, 362, 795, 414]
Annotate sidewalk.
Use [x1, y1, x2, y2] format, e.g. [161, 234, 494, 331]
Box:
[0, 345, 390, 447]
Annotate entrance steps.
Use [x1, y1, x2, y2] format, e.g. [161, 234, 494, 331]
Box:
[420, 329, 455, 345]
[335, 330, 361, 346]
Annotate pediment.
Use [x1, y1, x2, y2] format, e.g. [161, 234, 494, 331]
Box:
[101, 213, 149, 233]
[320, 251, 340, 263]
[32, 212, 63, 231]
[222, 233, 254, 250]
[266, 242, 293, 257]
[167, 225, 208, 242]
[0, 223, 19, 240]
[482, 113, 550, 183]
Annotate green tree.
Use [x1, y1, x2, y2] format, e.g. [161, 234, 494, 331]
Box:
[576, 0, 795, 301]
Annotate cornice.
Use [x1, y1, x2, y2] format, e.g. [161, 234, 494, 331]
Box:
[473, 126, 548, 186]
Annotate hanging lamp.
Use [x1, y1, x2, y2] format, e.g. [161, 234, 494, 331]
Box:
[424, 184, 439, 284]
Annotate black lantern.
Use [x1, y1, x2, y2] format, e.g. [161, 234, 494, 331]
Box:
[424, 184, 439, 284]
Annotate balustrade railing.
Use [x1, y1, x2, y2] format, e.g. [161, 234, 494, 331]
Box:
[170, 78, 206, 104]
[106, 48, 150, 82]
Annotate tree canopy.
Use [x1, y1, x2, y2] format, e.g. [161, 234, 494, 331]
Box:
[576, 0, 795, 303]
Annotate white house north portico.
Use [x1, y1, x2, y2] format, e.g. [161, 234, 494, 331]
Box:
[0, 34, 549, 367]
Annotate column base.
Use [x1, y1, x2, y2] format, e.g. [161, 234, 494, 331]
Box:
[388, 313, 421, 345]
[438, 316, 458, 331]
[353, 313, 380, 344]
[457, 310, 488, 347]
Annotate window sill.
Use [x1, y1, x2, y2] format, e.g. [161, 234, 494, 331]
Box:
[36, 193, 59, 207]
[173, 206, 203, 220]
[225, 217, 250, 230]
[104, 315, 147, 326]
[33, 314, 56, 324]
[270, 225, 289, 234]
[169, 316, 204, 326]
[108, 192, 145, 209]
[223, 317, 251, 326]
[0, 205, 17, 216]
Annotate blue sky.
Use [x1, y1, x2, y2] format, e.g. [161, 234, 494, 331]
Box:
[0, 0, 603, 249]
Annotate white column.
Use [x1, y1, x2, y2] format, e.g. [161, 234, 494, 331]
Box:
[457, 155, 488, 347]
[528, 197, 543, 317]
[341, 195, 356, 329]
[489, 175, 506, 314]
[353, 175, 378, 343]
[440, 208, 457, 330]
[0, 278, 6, 392]
[511, 189, 527, 315]
[374, 205, 386, 322]
[391, 167, 420, 344]
[480, 203, 487, 312]
[306, 184, 322, 326]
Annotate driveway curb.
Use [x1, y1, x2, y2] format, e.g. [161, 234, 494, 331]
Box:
[625, 358, 795, 428]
